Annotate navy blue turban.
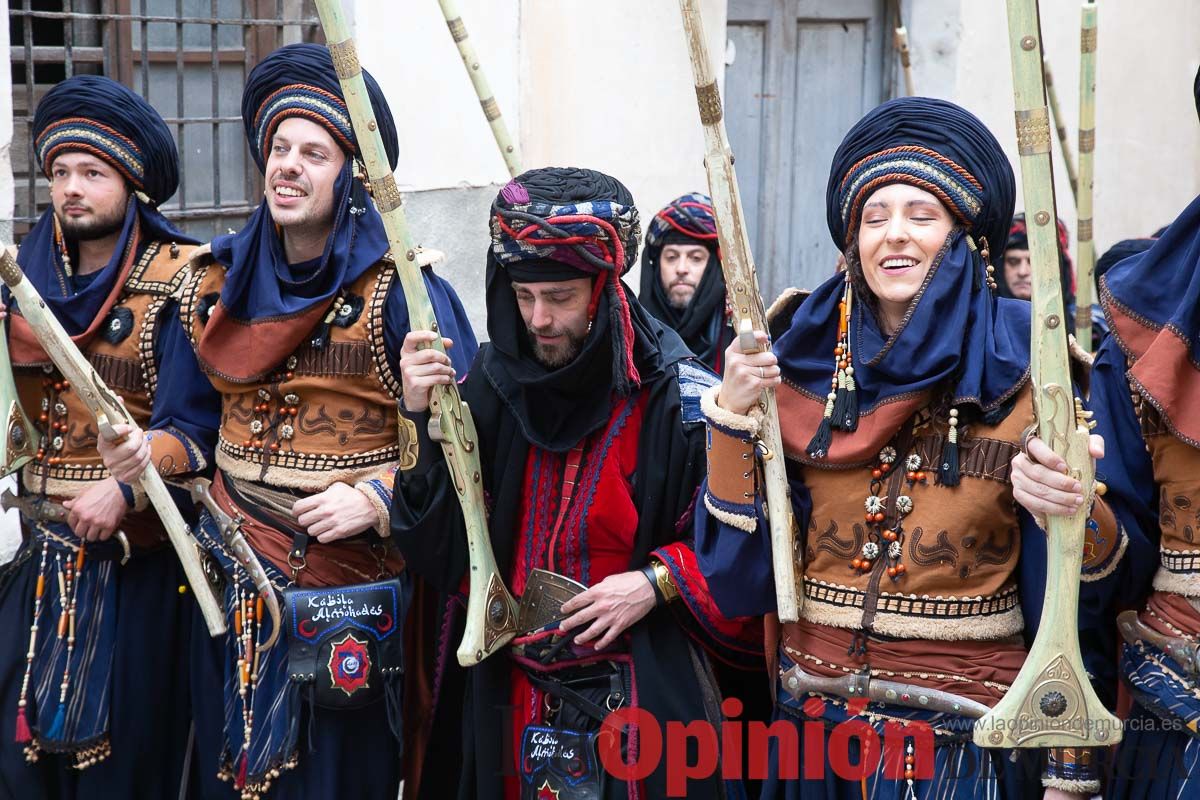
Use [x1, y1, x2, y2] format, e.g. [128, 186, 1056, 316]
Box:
[32, 75, 180, 206]
[241, 42, 398, 173]
[826, 96, 1016, 256]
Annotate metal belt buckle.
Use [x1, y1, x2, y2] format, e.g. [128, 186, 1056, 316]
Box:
[517, 568, 588, 634]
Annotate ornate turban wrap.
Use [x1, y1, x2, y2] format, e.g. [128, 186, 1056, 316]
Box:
[12, 75, 195, 364]
[827, 97, 1015, 259]
[482, 167, 694, 452]
[490, 167, 643, 396]
[33, 74, 181, 206]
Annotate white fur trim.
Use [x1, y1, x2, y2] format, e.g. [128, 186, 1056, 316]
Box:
[800, 596, 1025, 641]
[353, 477, 393, 537]
[704, 491, 758, 533]
[1152, 567, 1200, 598]
[701, 384, 762, 438]
[216, 449, 400, 494]
[1041, 775, 1100, 795]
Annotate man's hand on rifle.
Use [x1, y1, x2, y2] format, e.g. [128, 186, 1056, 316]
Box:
[97, 422, 152, 484]
[399, 330, 456, 413]
[292, 482, 378, 543]
[716, 330, 781, 416]
[1012, 433, 1105, 529]
[63, 476, 127, 541]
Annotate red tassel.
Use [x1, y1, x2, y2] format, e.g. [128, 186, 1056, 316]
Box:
[14, 707, 31, 743]
[235, 752, 248, 790]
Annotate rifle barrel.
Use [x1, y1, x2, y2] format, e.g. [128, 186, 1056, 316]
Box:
[315, 0, 518, 666]
[436, 0, 522, 178]
[974, 0, 1120, 749]
[1074, 1, 1098, 345]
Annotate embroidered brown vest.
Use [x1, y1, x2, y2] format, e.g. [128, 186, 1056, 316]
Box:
[13, 240, 196, 500]
[1134, 389, 1200, 599]
[796, 384, 1036, 641]
[179, 250, 411, 493]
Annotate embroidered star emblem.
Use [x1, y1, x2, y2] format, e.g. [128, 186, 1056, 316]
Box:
[326, 631, 371, 697]
[537, 780, 561, 800]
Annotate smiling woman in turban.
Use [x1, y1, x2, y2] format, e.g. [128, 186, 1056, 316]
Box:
[695, 97, 1125, 799]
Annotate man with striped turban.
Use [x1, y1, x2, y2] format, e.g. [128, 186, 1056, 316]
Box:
[392, 167, 761, 799]
[0, 75, 207, 798]
[639, 193, 732, 371]
[97, 43, 477, 799]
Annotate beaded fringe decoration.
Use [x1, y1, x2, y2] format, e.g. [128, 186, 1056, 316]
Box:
[808, 275, 857, 458]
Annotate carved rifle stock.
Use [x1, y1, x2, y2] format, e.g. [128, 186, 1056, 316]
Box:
[975, 0, 1120, 749]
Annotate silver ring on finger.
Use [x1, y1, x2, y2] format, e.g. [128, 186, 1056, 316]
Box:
[759, 366, 765, 380]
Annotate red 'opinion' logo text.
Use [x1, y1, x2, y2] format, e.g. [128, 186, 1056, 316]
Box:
[594, 697, 936, 797]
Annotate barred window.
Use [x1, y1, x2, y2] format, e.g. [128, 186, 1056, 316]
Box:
[9, 0, 321, 241]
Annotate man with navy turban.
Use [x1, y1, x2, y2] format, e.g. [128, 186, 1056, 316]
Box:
[638, 193, 732, 371]
[0, 75, 208, 798]
[97, 43, 477, 799]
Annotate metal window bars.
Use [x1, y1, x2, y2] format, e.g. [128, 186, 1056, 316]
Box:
[9, 0, 321, 241]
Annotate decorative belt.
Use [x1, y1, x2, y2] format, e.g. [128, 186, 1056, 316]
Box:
[780, 662, 992, 719]
[4, 488, 130, 564]
[1118, 609, 1200, 678]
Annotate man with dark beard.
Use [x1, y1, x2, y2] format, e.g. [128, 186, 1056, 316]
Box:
[639, 193, 732, 371]
[96, 44, 476, 799]
[391, 167, 761, 800]
[0, 75, 208, 799]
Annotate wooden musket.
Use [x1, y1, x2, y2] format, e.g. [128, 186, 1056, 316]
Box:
[436, 0, 522, 178]
[975, 0, 1121, 749]
[315, 0, 518, 666]
[677, 0, 801, 622]
[893, 0, 915, 96]
[1043, 57, 1079, 205]
[0, 249, 227, 637]
[1074, 1, 1098, 346]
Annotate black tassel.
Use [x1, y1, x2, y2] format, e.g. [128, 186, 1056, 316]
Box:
[807, 415, 834, 459]
[831, 372, 849, 431]
[938, 408, 961, 487]
[308, 321, 333, 351]
[842, 373, 859, 431]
